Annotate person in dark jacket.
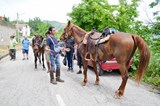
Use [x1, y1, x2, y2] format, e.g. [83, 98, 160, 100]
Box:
[64, 37, 75, 72]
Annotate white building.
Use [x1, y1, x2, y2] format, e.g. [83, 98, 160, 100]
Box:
[16, 24, 30, 37]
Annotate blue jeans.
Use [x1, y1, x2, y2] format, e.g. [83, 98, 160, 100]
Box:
[66, 51, 74, 70]
[50, 54, 60, 72]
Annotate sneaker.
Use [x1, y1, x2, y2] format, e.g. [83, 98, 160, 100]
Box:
[70, 68, 74, 72]
[77, 70, 82, 74]
[22, 58, 25, 60]
[71, 69, 74, 72]
[67, 68, 70, 71]
[27, 58, 29, 60]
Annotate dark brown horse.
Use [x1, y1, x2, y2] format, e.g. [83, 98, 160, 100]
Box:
[32, 35, 45, 70]
[60, 21, 150, 98]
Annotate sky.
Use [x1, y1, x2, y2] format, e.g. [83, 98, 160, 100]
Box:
[0, 0, 157, 23]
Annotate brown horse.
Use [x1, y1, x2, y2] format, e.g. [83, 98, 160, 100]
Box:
[60, 21, 150, 98]
[32, 35, 45, 70]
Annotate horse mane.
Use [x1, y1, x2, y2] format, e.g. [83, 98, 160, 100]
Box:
[72, 24, 87, 38]
[73, 24, 87, 33]
[70, 23, 87, 44]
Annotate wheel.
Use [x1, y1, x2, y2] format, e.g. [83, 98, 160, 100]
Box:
[97, 63, 104, 76]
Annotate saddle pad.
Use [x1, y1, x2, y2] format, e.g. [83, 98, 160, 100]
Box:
[95, 35, 111, 45]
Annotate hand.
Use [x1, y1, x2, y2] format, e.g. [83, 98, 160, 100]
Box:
[65, 48, 70, 52]
[59, 47, 64, 50]
[75, 55, 78, 60]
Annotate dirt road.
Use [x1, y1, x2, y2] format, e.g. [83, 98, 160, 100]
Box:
[0, 49, 160, 106]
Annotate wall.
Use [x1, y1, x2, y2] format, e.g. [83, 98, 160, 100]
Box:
[0, 21, 16, 45]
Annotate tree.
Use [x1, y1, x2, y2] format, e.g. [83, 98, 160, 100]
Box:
[68, 0, 141, 33]
[149, 0, 160, 35]
[28, 17, 51, 37]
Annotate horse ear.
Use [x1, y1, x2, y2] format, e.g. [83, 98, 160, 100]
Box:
[67, 20, 70, 26]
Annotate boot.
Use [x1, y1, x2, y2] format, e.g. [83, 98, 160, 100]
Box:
[56, 70, 64, 82]
[50, 71, 57, 84]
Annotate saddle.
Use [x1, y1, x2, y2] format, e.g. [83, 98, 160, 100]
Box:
[83, 31, 111, 61]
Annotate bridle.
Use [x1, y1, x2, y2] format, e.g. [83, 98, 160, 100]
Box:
[34, 36, 43, 48]
[63, 25, 74, 39]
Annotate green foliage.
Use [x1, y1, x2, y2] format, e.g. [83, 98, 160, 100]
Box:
[3, 15, 10, 22]
[143, 52, 160, 87]
[149, 0, 160, 35]
[28, 17, 52, 37]
[68, 0, 140, 32]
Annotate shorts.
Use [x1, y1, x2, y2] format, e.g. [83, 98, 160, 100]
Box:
[22, 49, 29, 54]
[45, 53, 50, 62]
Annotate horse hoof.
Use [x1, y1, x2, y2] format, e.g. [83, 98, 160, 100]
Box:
[114, 90, 122, 99]
[95, 81, 99, 85]
[81, 82, 86, 86]
[114, 94, 120, 99]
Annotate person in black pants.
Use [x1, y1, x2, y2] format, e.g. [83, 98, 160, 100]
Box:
[65, 37, 75, 72]
[75, 46, 83, 74]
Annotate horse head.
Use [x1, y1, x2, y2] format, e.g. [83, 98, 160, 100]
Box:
[60, 21, 86, 44]
[60, 20, 74, 41]
[32, 35, 43, 52]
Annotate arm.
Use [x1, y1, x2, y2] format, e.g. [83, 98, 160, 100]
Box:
[45, 45, 51, 52]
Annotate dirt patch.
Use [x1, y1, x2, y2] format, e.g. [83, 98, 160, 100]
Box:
[0, 44, 22, 57]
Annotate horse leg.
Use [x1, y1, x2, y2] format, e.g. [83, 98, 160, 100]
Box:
[38, 53, 41, 64]
[92, 61, 99, 85]
[34, 53, 38, 69]
[115, 63, 128, 98]
[82, 59, 88, 86]
[42, 53, 45, 70]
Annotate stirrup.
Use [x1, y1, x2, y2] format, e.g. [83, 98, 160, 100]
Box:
[85, 52, 90, 61]
[85, 52, 94, 61]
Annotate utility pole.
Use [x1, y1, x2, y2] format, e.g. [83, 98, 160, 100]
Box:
[16, 12, 19, 43]
[16, 12, 19, 24]
[16, 12, 25, 43]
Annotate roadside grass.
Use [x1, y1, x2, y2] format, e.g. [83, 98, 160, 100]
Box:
[0, 44, 22, 57]
[129, 52, 160, 92]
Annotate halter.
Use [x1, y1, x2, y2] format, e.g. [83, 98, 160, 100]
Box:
[33, 35, 43, 47]
[64, 25, 74, 39]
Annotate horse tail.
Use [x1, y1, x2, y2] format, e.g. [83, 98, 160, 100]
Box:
[132, 35, 150, 84]
[126, 36, 137, 67]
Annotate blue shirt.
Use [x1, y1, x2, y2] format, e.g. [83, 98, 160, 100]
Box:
[22, 39, 29, 50]
[46, 36, 59, 51]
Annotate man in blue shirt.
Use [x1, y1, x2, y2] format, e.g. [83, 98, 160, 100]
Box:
[46, 26, 64, 84]
[22, 36, 30, 60]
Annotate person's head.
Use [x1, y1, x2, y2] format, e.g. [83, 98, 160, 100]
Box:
[10, 35, 15, 39]
[48, 26, 56, 35]
[45, 31, 50, 37]
[24, 36, 27, 39]
[104, 27, 109, 33]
